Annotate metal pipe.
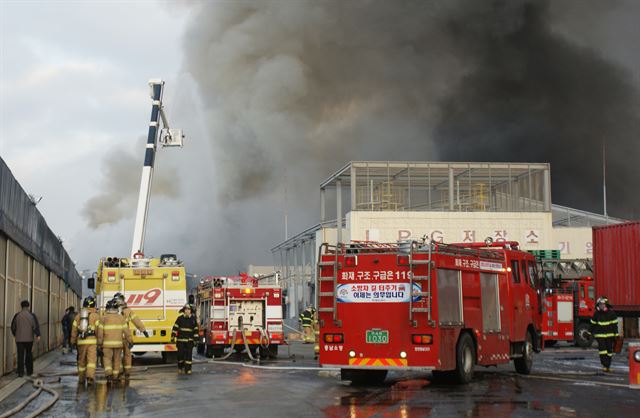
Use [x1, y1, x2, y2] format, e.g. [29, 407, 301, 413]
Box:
[336, 179, 342, 245]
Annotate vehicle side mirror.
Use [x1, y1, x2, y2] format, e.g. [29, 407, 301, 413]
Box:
[87, 278, 95, 290]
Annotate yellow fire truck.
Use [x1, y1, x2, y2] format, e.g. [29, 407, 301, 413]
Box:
[89, 79, 186, 362]
[94, 254, 186, 362]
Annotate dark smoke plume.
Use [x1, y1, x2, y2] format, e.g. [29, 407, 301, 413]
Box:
[435, 0, 640, 218]
[183, 0, 640, 220]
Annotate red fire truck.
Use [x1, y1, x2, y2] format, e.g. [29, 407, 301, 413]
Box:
[317, 239, 544, 384]
[539, 259, 596, 347]
[194, 272, 284, 359]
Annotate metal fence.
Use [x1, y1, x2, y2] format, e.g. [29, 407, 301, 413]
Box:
[0, 157, 82, 375]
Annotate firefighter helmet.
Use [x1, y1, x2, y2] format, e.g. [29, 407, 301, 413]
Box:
[597, 296, 609, 306]
[105, 299, 119, 312]
[83, 296, 96, 308]
[113, 292, 126, 306]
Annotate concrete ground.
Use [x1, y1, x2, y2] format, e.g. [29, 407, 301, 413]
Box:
[1, 341, 639, 417]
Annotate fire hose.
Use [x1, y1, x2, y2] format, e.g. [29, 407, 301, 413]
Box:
[0, 378, 59, 418]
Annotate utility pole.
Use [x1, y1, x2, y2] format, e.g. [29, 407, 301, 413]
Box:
[603, 140, 608, 224]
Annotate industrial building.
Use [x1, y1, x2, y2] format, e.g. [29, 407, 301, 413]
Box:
[0, 157, 82, 375]
[272, 161, 623, 319]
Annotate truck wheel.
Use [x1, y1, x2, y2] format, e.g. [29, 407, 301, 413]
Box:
[575, 323, 594, 348]
[514, 331, 534, 375]
[197, 344, 205, 355]
[544, 340, 557, 348]
[340, 369, 388, 386]
[454, 333, 476, 384]
[268, 344, 279, 359]
[161, 352, 178, 364]
[206, 345, 224, 358]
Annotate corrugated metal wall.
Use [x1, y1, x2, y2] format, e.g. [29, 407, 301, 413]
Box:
[1, 157, 83, 375]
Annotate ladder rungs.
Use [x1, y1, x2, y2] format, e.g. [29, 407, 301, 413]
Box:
[411, 308, 431, 313]
[412, 275, 430, 280]
[318, 277, 334, 282]
[411, 260, 432, 265]
[318, 261, 336, 267]
[318, 307, 335, 312]
[413, 292, 430, 297]
[319, 292, 334, 297]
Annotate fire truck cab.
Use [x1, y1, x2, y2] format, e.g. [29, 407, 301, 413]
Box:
[318, 239, 543, 384]
[539, 259, 596, 347]
[195, 273, 284, 359]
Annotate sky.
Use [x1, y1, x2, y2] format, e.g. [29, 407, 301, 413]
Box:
[2, 1, 640, 277]
[0, 1, 197, 271]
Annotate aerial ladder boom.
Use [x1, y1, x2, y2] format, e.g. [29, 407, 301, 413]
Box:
[131, 79, 184, 258]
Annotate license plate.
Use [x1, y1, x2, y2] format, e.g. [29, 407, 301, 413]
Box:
[366, 329, 388, 344]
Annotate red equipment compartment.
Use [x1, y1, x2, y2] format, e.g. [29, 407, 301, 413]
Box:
[541, 291, 575, 343]
[593, 222, 640, 312]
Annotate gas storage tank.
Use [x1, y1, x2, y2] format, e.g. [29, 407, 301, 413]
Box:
[593, 222, 640, 314]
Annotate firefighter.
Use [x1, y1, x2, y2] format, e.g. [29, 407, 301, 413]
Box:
[98, 299, 132, 384]
[171, 304, 199, 375]
[71, 297, 100, 385]
[113, 292, 149, 379]
[589, 296, 619, 372]
[299, 306, 314, 343]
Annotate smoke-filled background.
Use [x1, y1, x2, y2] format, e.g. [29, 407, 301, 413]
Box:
[81, 0, 640, 274]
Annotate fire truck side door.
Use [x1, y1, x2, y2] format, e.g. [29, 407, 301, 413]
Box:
[498, 273, 511, 340]
[508, 258, 529, 342]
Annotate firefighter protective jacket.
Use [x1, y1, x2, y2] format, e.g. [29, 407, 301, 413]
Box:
[590, 307, 619, 338]
[171, 314, 199, 343]
[299, 309, 313, 327]
[71, 308, 100, 346]
[122, 306, 146, 333]
[98, 312, 133, 348]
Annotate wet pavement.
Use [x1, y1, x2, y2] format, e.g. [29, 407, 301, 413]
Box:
[2, 342, 639, 417]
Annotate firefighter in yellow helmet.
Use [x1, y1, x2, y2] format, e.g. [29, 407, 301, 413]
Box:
[70, 296, 100, 385]
[171, 304, 199, 375]
[97, 299, 132, 384]
[113, 292, 148, 379]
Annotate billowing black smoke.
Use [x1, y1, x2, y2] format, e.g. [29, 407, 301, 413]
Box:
[183, 0, 639, 221]
[435, 0, 640, 218]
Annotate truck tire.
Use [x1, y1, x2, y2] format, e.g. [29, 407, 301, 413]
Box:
[268, 344, 279, 359]
[453, 333, 475, 384]
[161, 352, 178, 364]
[206, 345, 224, 358]
[575, 322, 594, 348]
[340, 369, 388, 386]
[197, 343, 205, 355]
[514, 331, 534, 375]
[259, 345, 279, 359]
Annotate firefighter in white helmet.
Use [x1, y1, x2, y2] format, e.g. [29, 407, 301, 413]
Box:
[113, 292, 148, 379]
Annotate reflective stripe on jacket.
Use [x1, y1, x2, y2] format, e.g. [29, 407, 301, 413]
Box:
[122, 307, 146, 332]
[70, 309, 100, 345]
[97, 312, 132, 348]
[171, 314, 199, 343]
[590, 308, 619, 338]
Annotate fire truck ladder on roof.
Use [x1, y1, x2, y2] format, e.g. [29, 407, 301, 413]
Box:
[317, 243, 340, 324]
[409, 240, 433, 327]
